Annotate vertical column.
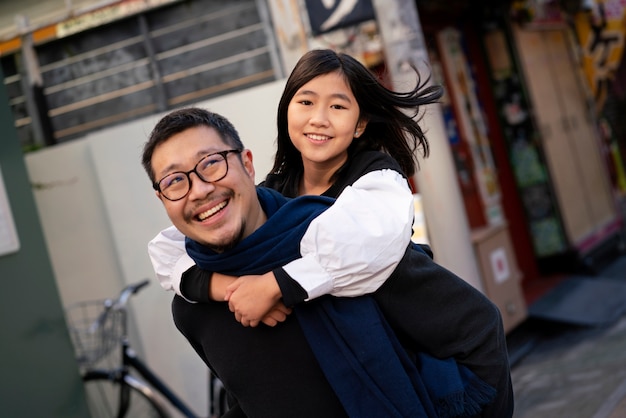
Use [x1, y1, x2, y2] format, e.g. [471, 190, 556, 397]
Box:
[0, 63, 89, 418]
[265, 0, 310, 74]
[16, 15, 55, 147]
[138, 14, 167, 113]
[371, 0, 483, 290]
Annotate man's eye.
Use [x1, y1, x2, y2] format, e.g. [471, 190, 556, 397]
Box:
[199, 157, 220, 171]
[163, 174, 185, 188]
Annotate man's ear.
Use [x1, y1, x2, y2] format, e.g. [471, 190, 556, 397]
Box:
[241, 148, 255, 179]
[155, 190, 162, 201]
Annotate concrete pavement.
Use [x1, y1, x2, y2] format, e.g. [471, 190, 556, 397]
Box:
[509, 255, 626, 418]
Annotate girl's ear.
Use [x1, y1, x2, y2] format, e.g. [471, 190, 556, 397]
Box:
[355, 119, 368, 137]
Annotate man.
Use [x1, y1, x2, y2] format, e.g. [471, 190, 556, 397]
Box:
[142, 108, 511, 418]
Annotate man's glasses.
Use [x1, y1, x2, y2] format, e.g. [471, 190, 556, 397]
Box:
[154, 149, 242, 201]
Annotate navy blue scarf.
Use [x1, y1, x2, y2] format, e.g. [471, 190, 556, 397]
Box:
[187, 187, 495, 417]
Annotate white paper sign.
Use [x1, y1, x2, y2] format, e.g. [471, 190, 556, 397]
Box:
[490, 247, 510, 284]
[0, 165, 19, 256]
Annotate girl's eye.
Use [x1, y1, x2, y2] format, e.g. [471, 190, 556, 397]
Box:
[331, 104, 346, 110]
[299, 100, 313, 105]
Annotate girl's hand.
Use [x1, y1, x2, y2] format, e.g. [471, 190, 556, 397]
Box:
[225, 272, 285, 327]
[260, 302, 292, 327]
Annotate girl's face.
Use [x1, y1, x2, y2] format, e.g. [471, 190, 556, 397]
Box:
[287, 71, 367, 174]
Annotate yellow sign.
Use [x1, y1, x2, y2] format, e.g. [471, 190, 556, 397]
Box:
[1, 0, 180, 55]
[57, 0, 180, 38]
[574, 0, 626, 110]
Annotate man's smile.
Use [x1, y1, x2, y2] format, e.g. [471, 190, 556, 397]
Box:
[196, 199, 229, 221]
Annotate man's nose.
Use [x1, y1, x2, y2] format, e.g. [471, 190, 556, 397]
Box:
[187, 172, 216, 199]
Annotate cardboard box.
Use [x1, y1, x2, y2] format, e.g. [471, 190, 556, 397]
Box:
[472, 223, 527, 333]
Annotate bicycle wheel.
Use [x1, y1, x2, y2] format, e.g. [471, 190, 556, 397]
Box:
[82, 371, 169, 418]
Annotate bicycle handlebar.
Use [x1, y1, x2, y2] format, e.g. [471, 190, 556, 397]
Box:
[117, 279, 151, 307]
[85, 279, 151, 334]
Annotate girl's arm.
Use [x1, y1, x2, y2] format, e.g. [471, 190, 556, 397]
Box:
[225, 168, 414, 324]
[148, 225, 197, 301]
[149, 228, 291, 327]
[281, 169, 414, 301]
[148, 227, 239, 302]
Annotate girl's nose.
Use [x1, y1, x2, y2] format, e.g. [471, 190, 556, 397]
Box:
[310, 108, 329, 127]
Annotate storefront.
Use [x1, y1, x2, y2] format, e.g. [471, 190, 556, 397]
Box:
[424, 0, 626, 299]
[418, 0, 624, 307]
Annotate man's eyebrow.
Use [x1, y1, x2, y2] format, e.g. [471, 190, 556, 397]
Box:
[157, 162, 182, 178]
[157, 148, 222, 177]
[194, 148, 222, 159]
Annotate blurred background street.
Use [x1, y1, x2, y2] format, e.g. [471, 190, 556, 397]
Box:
[509, 251, 626, 418]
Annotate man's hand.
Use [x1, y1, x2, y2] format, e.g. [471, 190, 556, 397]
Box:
[225, 272, 287, 327]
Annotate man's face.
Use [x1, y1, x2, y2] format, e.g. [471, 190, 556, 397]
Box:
[151, 126, 264, 251]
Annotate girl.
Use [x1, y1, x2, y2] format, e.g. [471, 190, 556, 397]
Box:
[149, 49, 512, 417]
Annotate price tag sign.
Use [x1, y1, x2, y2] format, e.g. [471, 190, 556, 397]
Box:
[0, 165, 19, 256]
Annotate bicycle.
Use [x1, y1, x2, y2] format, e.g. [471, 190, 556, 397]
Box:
[65, 279, 228, 417]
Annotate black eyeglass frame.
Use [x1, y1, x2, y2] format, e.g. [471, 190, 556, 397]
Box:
[153, 149, 243, 201]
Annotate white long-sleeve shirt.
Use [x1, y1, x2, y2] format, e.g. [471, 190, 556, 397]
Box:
[148, 169, 414, 301]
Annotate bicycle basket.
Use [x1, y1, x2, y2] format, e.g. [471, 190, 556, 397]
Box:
[65, 300, 124, 367]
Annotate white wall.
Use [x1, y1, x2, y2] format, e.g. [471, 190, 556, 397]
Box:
[25, 79, 285, 416]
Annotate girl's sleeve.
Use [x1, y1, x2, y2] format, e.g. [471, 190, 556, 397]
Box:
[148, 225, 197, 302]
[282, 169, 414, 300]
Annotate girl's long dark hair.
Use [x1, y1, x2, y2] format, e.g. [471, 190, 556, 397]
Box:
[270, 49, 443, 196]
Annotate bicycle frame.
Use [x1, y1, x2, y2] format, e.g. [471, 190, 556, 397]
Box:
[85, 337, 202, 418]
[75, 280, 224, 418]
[125, 339, 200, 417]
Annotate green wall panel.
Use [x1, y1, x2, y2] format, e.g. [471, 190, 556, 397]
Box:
[0, 71, 89, 417]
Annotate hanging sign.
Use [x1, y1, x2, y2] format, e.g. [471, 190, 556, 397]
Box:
[304, 0, 375, 35]
[0, 165, 20, 256]
[573, 0, 626, 110]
